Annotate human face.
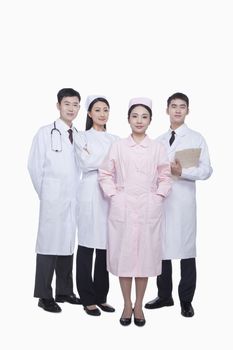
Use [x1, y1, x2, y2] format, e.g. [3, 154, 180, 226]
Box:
[128, 105, 151, 135]
[57, 96, 80, 127]
[88, 101, 109, 131]
[166, 98, 189, 129]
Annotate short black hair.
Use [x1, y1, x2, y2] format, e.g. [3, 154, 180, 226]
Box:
[128, 104, 152, 120]
[86, 97, 110, 131]
[167, 92, 189, 108]
[57, 88, 81, 104]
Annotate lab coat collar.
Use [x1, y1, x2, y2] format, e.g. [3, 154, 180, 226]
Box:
[56, 118, 74, 132]
[55, 118, 74, 147]
[169, 123, 188, 137]
[126, 134, 150, 147]
[89, 127, 106, 134]
[165, 123, 188, 153]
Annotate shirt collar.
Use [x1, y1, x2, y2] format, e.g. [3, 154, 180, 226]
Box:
[56, 118, 74, 132]
[126, 134, 150, 148]
[169, 123, 188, 137]
[89, 127, 106, 134]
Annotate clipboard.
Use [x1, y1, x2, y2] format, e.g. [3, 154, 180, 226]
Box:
[175, 148, 201, 168]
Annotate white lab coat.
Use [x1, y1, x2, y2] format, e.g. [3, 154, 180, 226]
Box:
[157, 124, 213, 259]
[74, 128, 118, 249]
[28, 118, 80, 255]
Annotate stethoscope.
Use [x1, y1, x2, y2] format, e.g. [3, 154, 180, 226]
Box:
[51, 121, 78, 152]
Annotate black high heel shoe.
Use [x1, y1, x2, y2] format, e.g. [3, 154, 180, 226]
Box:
[119, 308, 133, 326]
[134, 310, 146, 327]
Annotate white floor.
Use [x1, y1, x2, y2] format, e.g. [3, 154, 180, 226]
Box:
[2, 254, 231, 350]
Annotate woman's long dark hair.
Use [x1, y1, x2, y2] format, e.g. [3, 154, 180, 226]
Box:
[85, 97, 110, 131]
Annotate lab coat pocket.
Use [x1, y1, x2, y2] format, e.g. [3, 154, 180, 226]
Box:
[41, 178, 61, 202]
[109, 192, 126, 222]
[148, 194, 163, 222]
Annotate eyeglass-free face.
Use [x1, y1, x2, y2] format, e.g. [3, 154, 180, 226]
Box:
[88, 101, 109, 131]
[167, 98, 189, 129]
[57, 96, 80, 127]
[128, 105, 151, 135]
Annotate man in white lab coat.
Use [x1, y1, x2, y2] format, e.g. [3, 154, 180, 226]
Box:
[145, 92, 213, 317]
[28, 88, 81, 312]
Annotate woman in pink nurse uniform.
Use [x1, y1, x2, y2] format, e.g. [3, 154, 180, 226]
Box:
[98, 97, 172, 327]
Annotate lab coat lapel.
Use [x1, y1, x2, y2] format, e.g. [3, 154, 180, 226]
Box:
[172, 124, 188, 151]
[160, 132, 173, 156]
[164, 124, 188, 155]
[56, 118, 73, 148]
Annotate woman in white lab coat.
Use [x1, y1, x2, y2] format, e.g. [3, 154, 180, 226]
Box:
[75, 95, 118, 316]
[28, 88, 81, 313]
[145, 92, 213, 317]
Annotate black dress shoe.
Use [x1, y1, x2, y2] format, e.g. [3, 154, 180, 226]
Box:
[181, 302, 194, 317]
[97, 304, 115, 312]
[84, 306, 101, 316]
[144, 296, 174, 309]
[38, 298, 62, 313]
[55, 294, 81, 304]
[119, 309, 133, 326]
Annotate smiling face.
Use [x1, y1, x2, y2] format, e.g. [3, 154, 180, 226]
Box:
[167, 98, 189, 129]
[57, 96, 80, 127]
[88, 101, 109, 130]
[128, 105, 151, 135]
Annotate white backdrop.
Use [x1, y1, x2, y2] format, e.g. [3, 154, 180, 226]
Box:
[0, 0, 232, 349]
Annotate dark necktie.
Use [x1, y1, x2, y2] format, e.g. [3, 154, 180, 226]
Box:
[169, 130, 176, 146]
[68, 129, 73, 144]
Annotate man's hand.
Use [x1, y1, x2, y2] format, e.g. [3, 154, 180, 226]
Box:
[170, 159, 182, 176]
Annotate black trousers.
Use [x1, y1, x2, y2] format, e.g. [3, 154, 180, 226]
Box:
[157, 258, 196, 303]
[34, 254, 74, 299]
[76, 245, 109, 306]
